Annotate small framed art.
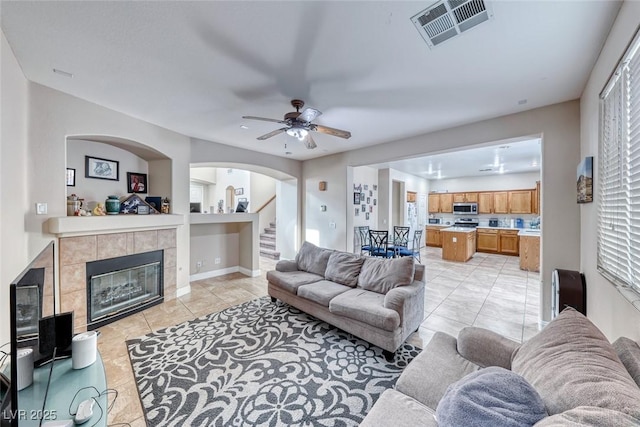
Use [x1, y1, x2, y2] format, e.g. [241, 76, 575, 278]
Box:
[85, 156, 119, 181]
[66, 168, 75, 186]
[127, 172, 148, 194]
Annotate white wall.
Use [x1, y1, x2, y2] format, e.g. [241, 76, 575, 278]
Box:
[276, 178, 298, 259]
[580, 1, 640, 340]
[67, 139, 148, 208]
[303, 101, 581, 323]
[352, 166, 379, 229]
[1, 30, 29, 346]
[250, 172, 276, 234]
[25, 83, 191, 299]
[430, 171, 540, 193]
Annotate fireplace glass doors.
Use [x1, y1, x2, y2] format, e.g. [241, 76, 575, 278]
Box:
[86, 250, 163, 329]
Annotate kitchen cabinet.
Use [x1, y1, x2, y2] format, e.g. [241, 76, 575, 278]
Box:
[428, 193, 453, 213]
[426, 225, 447, 247]
[442, 229, 476, 262]
[476, 228, 499, 252]
[478, 192, 494, 214]
[533, 181, 540, 215]
[453, 192, 478, 203]
[519, 235, 540, 272]
[407, 191, 417, 203]
[493, 192, 509, 214]
[499, 229, 520, 255]
[509, 190, 533, 214]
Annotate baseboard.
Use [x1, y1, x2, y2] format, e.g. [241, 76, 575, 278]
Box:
[239, 267, 261, 277]
[190, 265, 258, 281]
[176, 285, 191, 298]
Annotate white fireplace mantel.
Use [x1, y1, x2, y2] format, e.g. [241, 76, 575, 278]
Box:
[47, 214, 185, 237]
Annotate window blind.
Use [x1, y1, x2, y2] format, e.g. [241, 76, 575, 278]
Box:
[598, 30, 640, 294]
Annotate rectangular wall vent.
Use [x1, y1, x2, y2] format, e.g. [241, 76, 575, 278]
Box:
[411, 0, 493, 49]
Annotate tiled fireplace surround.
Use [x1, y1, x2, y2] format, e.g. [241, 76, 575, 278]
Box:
[59, 229, 177, 333]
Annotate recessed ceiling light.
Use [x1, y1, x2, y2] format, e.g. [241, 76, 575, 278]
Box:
[240, 125, 249, 129]
[53, 68, 73, 78]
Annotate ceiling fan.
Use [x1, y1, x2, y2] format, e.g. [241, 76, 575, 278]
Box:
[242, 99, 351, 149]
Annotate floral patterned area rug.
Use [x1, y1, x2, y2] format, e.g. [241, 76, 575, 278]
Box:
[127, 297, 420, 427]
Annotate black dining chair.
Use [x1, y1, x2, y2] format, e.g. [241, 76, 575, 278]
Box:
[356, 226, 371, 255]
[390, 226, 410, 256]
[369, 230, 395, 258]
[398, 229, 423, 263]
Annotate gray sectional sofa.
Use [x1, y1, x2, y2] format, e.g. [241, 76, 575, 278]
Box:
[361, 307, 640, 426]
[267, 241, 425, 353]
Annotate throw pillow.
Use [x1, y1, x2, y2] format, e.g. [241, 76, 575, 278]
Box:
[357, 256, 414, 294]
[511, 307, 640, 417]
[324, 251, 365, 287]
[295, 241, 333, 276]
[613, 337, 640, 388]
[435, 366, 547, 427]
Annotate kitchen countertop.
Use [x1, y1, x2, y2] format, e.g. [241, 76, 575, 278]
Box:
[518, 229, 541, 237]
[441, 227, 477, 233]
[476, 226, 521, 231]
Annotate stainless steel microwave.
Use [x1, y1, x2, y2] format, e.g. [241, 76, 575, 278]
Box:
[453, 202, 478, 215]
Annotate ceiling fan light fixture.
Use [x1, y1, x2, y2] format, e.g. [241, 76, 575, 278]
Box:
[286, 127, 308, 140]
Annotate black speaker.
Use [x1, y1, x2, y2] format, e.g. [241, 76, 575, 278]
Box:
[37, 312, 74, 364]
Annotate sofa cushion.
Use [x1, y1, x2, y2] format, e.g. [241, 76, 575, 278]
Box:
[266, 270, 323, 294]
[613, 337, 640, 388]
[396, 332, 481, 410]
[329, 289, 400, 332]
[297, 280, 352, 307]
[295, 241, 333, 276]
[533, 406, 640, 426]
[357, 256, 415, 294]
[360, 389, 437, 427]
[511, 307, 640, 417]
[435, 366, 547, 427]
[323, 251, 365, 287]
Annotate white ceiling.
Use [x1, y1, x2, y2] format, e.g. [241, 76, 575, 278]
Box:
[1, 1, 620, 165]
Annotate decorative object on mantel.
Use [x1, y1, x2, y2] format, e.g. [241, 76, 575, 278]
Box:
[67, 194, 81, 216]
[217, 199, 224, 214]
[120, 194, 159, 214]
[577, 156, 593, 204]
[85, 155, 119, 181]
[92, 203, 106, 216]
[127, 172, 148, 194]
[161, 198, 170, 214]
[105, 195, 121, 215]
[145, 196, 162, 211]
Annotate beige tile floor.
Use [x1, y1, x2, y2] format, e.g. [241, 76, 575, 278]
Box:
[98, 248, 540, 425]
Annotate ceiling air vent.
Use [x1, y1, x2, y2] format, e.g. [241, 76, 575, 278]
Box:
[411, 0, 493, 49]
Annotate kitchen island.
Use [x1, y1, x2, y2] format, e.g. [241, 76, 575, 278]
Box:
[441, 227, 476, 262]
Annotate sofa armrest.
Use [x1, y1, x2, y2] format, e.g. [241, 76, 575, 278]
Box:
[396, 331, 481, 409]
[275, 260, 299, 272]
[456, 326, 519, 369]
[414, 264, 425, 282]
[384, 281, 425, 331]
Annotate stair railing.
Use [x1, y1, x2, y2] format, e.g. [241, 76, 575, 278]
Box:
[256, 195, 276, 213]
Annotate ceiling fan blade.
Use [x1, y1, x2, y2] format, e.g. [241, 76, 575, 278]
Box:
[257, 128, 287, 140]
[303, 133, 317, 150]
[312, 124, 352, 139]
[242, 116, 288, 124]
[298, 108, 322, 123]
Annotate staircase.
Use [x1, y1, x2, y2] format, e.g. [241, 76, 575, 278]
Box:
[260, 220, 280, 260]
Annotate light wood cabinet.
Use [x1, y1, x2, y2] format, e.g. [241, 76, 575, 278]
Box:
[426, 225, 447, 247]
[499, 229, 520, 255]
[519, 235, 540, 272]
[440, 193, 453, 213]
[509, 190, 533, 214]
[476, 228, 499, 252]
[429, 193, 453, 213]
[453, 192, 478, 203]
[493, 192, 509, 214]
[442, 230, 476, 262]
[407, 191, 417, 203]
[533, 181, 540, 215]
[478, 192, 494, 214]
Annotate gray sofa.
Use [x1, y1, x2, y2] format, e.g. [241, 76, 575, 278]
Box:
[361, 307, 640, 426]
[267, 241, 425, 353]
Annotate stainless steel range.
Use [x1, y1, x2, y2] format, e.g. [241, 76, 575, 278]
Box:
[454, 218, 479, 228]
